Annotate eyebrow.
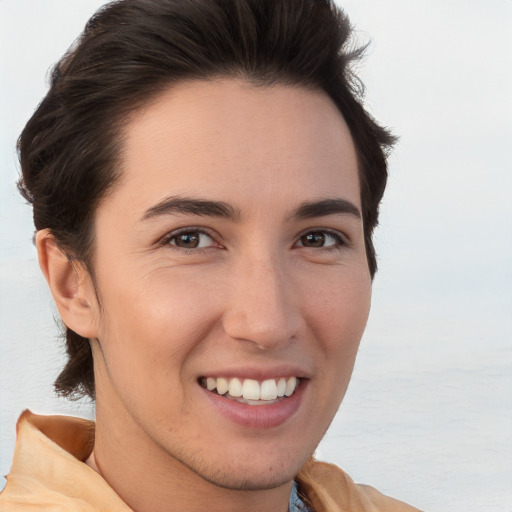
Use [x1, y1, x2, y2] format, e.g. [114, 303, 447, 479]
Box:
[142, 196, 241, 221]
[141, 196, 360, 223]
[292, 198, 361, 220]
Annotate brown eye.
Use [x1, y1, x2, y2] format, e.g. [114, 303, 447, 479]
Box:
[296, 231, 343, 248]
[168, 231, 214, 249]
[300, 232, 326, 247]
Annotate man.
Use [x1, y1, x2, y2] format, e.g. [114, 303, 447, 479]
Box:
[1, 1, 420, 510]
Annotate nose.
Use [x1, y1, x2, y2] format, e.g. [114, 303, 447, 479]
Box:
[222, 251, 301, 351]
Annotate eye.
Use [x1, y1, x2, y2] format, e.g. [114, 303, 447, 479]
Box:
[166, 229, 215, 249]
[296, 230, 344, 248]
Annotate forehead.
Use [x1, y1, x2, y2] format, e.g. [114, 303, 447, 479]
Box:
[110, 79, 360, 215]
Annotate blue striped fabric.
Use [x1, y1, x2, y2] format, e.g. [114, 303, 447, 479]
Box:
[289, 481, 312, 511]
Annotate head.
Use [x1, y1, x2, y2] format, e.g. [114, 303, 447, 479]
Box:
[19, 0, 394, 495]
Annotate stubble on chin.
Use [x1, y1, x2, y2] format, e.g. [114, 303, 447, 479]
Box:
[165, 446, 311, 492]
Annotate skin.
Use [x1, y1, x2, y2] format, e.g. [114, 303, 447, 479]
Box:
[38, 79, 372, 512]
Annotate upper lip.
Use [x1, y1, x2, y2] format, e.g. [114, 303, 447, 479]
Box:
[199, 365, 310, 381]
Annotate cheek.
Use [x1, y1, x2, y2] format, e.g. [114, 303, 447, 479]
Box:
[303, 266, 371, 396]
[95, 266, 226, 374]
[305, 265, 371, 346]
[92, 269, 226, 425]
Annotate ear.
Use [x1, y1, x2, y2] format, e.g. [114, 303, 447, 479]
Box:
[36, 229, 99, 339]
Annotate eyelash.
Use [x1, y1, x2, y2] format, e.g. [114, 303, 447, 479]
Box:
[160, 227, 347, 252]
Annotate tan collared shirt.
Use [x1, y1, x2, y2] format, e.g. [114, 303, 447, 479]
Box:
[0, 411, 421, 511]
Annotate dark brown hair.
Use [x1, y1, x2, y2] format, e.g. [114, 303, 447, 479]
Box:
[18, 0, 395, 400]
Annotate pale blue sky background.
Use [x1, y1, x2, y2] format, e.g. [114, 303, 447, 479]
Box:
[1, 1, 511, 510]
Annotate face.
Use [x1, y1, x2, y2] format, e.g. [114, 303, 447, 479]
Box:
[87, 79, 371, 490]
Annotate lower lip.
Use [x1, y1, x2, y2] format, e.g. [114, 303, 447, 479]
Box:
[201, 381, 306, 429]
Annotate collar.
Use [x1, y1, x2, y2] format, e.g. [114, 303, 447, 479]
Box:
[1, 410, 132, 510]
[1, 410, 421, 512]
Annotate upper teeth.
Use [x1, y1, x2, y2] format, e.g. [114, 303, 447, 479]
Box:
[204, 376, 298, 401]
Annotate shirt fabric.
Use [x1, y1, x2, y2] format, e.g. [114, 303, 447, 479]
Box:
[289, 481, 311, 512]
[0, 410, 422, 512]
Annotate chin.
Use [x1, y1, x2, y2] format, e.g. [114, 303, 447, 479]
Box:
[194, 467, 302, 491]
[176, 446, 311, 491]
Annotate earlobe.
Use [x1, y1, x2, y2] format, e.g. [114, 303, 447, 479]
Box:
[36, 229, 99, 339]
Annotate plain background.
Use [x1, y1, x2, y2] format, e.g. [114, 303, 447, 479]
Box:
[1, 1, 511, 510]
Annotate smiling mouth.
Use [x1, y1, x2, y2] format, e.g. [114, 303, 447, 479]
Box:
[199, 376, 300, 405]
